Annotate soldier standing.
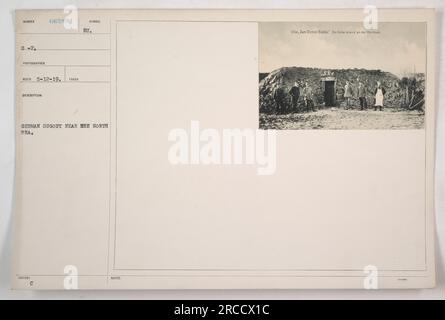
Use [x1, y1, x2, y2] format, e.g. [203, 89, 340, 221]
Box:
[273, 81, 287, 114]
[303, 82, 315, 112]
[344, 81, 353, 109]
[358, 81, 367, 110]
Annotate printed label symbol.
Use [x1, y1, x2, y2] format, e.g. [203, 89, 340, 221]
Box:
[363, 265, 379, 289]
[363, 5, 378, 30]
[64, 5, 78, 30]
[63, 265, 78, 290]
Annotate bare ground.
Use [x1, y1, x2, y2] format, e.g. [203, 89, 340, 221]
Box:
[259, 109, 424, 130]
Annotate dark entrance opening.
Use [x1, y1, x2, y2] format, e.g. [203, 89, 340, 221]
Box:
[324, 80, 336, 107]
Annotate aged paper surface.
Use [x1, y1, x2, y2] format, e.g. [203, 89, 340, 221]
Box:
[13, 9, 436, 289]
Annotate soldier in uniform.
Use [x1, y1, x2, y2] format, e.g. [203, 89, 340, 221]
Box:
[344, 81, 353, 109]
[358, 81, 367, 110]
[273, 80, 287, 114]
[303, 82, 315, 112]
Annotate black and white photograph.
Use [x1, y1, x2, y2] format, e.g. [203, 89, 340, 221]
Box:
[259, 22, 426, 130]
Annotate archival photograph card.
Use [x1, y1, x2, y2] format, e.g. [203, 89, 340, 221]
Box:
[12, 9, 436, 289]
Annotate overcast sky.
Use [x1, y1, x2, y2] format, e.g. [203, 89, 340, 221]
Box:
[259, 22, 426, 77]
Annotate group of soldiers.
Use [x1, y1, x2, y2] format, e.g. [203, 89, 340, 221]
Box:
[344, 80, 387, 111]
[270, 78, 388, 114]
[272, 80, 315, 114]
